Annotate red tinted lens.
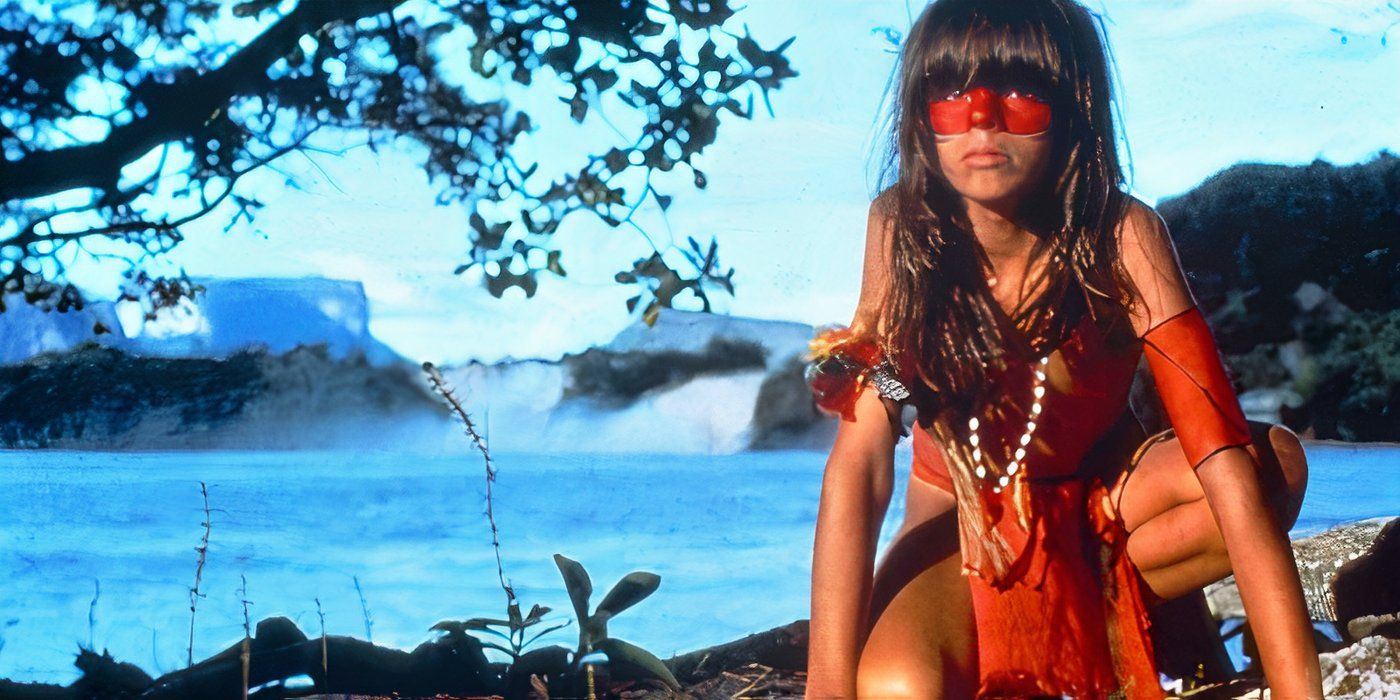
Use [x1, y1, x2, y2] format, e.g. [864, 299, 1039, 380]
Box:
[927, 89, 1050, 136]
[928, 97, 973, 135]
[1000, 93, 1052, 135]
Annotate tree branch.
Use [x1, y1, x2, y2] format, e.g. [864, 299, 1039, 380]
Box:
[0, 0, 406, 203]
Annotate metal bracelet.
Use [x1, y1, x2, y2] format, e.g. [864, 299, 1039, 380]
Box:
[869, 359, 911, 402]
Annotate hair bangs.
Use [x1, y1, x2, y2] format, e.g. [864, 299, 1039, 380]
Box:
[920, 3, 1070, 105]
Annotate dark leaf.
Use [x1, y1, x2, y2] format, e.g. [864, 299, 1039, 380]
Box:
[595, 572, 661, 619]
[593, 637, 682, 690]
[553, 554, 593, 628]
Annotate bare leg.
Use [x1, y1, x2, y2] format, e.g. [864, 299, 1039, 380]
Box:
[855, 479, 978, 699]
[1111, 421, 1309, 601]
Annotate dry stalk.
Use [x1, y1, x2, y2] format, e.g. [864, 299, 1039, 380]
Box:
[734, 666, 771, 698]
[353, 574, 373, 643]
[87, 579, 99, 650]
[421, 363, 519, 619]
[238, 573, 252, 700]
[315, 597, 328, 682]
[187, 480, 212, 668]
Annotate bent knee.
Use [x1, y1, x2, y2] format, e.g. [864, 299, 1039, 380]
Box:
[856, 670, 922, 699]
[1267, 423, 1308, 487]
[855, 665, 948, 700]
[856, 646, 977, 699]
[1247, 421, 1309, 528]
[1245, 421, 1307, 477]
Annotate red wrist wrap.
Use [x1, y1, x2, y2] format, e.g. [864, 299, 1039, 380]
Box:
[1141, 306, 1253, 470]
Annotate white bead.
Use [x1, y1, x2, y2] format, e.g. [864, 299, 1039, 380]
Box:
[963, 352, 1053, 494]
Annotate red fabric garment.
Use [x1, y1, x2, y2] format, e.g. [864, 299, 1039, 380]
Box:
[807, 287, 1253, 697]
[911, 296, 1166, 699]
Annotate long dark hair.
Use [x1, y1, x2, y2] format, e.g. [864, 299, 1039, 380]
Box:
[869, 0, 1140, 425]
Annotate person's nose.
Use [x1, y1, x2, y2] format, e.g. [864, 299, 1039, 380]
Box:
[965, 87, 1001, 131]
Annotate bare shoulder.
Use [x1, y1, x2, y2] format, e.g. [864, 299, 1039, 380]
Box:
[852, 189, 899, 334]
[1112, 194, 1196, 337]
[871, 186, 897, 219]
[1114, 194, 1169, 249]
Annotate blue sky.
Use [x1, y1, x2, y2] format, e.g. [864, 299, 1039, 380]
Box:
[63, 0, 1400, 364]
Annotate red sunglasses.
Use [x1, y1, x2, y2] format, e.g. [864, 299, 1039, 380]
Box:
[927, 86, 1052, 136]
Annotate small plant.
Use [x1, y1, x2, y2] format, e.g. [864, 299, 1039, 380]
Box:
[423, 362, 681, 695]
[553, 554, 680, 692]
[431, 555, 681, 694]
[430, 600, 567, 662]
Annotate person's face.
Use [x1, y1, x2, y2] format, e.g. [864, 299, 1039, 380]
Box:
[931, 85, 1055, 216]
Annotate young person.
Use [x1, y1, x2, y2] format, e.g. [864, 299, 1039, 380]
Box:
[803, 0, 1323, 697]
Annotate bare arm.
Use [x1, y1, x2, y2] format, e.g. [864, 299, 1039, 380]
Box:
[806, 388, 899, 697]
[1118, 199, 1322, 698]
[805, 197, 905, 697]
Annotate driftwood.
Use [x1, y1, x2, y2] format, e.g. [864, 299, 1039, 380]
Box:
[663, 620, 807, 687]
[140, 618, 503, 699]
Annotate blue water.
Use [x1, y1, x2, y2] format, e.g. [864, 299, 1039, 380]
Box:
[0, 443, 1394, 685]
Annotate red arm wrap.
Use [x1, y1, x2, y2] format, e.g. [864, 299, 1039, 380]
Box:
[1141, 305, 1253, 470]
[804, 325, 911, 433]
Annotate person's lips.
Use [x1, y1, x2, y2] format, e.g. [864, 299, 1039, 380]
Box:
[963, 147, 1007, 163]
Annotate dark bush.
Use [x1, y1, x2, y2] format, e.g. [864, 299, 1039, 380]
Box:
[0, 342, 269, 447]
[1303, 308, 1400, 441]
[749, 352, 823, 447]
[562, 336, 767, 402]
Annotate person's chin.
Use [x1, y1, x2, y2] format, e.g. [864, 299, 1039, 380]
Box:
[961, 180, 1027, 206]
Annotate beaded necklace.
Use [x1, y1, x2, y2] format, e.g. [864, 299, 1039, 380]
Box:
[973, 272, 1052, 494]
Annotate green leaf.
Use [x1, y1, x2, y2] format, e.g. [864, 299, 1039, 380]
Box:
[595, 572, 660, 619]
[546, 250, 566, 277]
[463, 617, 511, 628]
[522, 621, 571, 649]
[466, 625, 515, 643]
[554, 554, 593, 627]
[594, 637, 681, 691]
[478, 640, 519, 658]
[524, 604, 551, 625]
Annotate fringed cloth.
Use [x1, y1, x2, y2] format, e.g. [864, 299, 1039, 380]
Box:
[805, 321, 1166, 697]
